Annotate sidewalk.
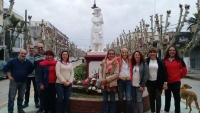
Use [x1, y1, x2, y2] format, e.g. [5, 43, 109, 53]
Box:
[185, 69, 200, 80]
[0, 96, 199, 113]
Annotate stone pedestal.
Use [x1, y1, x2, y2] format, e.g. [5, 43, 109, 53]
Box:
[84, 52, 106, 78]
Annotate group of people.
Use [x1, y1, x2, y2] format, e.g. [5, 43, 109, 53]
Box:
[3, 43, 187, 113]
[100, 46, 187, 113]
[3, 43, 74, 113]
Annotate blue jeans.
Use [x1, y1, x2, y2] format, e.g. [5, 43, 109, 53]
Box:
[103, 90, 116, 113]
[55, 83, 72, 113]
[8, 81, 26, 113]
[132, 86, 143, 113]
[117, 79, 132, 113]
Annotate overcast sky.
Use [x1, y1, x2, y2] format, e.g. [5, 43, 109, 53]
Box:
[4, 0, 197, 50]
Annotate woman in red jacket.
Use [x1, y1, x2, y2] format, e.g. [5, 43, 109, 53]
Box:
[38, 50, 57, 113]
[163, 46, 187, 113]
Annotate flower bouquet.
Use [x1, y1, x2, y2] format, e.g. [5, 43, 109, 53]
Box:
[82, 72, 102, 95]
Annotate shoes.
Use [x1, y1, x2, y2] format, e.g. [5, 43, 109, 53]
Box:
[18, 109, 25, 113]
[36, 109, 44, 113]
[35, 103, 40, 108]
[22, 104, 28, 108]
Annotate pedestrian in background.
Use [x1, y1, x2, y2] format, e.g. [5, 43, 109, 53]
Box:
[55, 51, 74, 113]
[131, 50, 148, 113]
[38, 50, 57, 113]
[146, 48, 168, 113]
[100, 50, 119, 113]
[3, 49, 34, 113]
[34, 43, 46, 113]
[117, 48, 132, 113]
[163, 46, 187, 113]
[23, 45, 39, 108]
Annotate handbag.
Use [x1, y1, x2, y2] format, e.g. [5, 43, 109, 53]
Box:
[95, 79, 101, 88]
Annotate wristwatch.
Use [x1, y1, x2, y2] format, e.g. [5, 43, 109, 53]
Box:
[164, 82, 167, 84]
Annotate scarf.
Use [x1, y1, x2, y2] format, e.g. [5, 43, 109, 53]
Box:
[39, 59, 57, 66]
[106, 58, 116, 73]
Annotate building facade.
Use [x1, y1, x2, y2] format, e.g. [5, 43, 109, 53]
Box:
[30, 21, 69, 56]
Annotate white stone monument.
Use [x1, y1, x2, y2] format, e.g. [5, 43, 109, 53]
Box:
[85, 6, 106, 78]
[90, 8, 104, 52]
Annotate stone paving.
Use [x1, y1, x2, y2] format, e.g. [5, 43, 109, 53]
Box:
[0, 95, 199, 113]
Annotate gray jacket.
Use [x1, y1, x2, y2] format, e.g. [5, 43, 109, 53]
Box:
[133, 62, 148, 87]
[26, 53, 35, 77]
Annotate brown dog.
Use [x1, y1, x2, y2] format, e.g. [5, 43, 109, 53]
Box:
[180, 84, 200, 113]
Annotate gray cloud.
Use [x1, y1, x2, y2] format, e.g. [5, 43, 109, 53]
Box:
[4, 0, 197, 50]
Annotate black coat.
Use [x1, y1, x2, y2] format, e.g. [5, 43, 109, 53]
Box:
[146, 57, 168, 89]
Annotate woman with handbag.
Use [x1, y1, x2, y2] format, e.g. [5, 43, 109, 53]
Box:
[100, 49, 119, 113]
[131, 50, 148, 113]
[116, 48, 132, 113]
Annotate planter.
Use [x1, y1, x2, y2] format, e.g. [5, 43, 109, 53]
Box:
[70, 85, 150, 113]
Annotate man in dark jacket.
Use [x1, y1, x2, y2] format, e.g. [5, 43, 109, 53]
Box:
[3, 49, 34, 113]
[23, 45, 39, 108]
[34, 43, 46, 113]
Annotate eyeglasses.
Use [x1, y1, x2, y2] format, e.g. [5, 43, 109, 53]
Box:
[29, 48, 34, 49]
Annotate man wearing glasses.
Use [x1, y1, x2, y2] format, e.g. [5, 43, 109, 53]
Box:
[34, 43, 46, 113]
[23, 45, 39, 108]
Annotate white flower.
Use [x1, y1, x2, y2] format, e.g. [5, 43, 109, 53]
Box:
[91, 78, 96, 81]
[96, 89, 102, 93]
[77, 80, 82, 84]
[91, 74, 94, 77]
[88, 86, 92, 90]
[92, 86, 96, 90]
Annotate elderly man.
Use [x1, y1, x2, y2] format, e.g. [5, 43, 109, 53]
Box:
[34, 43, 46, 113]
[23, 45, 39, 108]
[3, 49, 34, 113]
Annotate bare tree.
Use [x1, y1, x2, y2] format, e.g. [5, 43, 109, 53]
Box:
[169, 4, 190, 47]
[0, 0, 15, 43]
[182, 1, 199, 56]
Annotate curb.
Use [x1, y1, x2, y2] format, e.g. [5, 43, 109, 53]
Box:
[0, 89, 34, 109]
[184, 76, 200, 81]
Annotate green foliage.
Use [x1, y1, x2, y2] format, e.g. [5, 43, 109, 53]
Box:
[6, 14, 25, 58]
[163, 45, 167, 50]
[9, 14, 20, 28]
[74, 63, 86, 80]
[180, 40, 191, 54]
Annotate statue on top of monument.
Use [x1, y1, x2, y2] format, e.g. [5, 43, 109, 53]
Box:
[90, 8, 104, 52]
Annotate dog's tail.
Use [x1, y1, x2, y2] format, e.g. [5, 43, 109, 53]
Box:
[194, 94, 200, 111]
